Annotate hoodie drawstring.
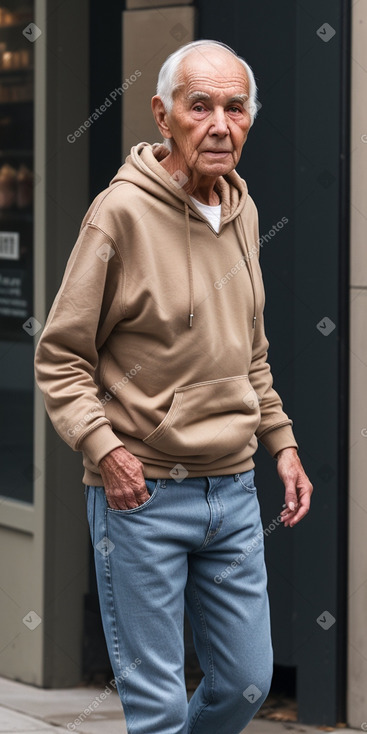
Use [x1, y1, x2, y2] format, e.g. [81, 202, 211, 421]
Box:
[184, 204, 256, 332]
[236, 216, 257, 330]
[184, 203, 195, 328]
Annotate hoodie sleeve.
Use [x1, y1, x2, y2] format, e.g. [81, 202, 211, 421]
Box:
[34, 222, 126, 467]
[245, 205, 299, 458]
[249, 307, 299, 457]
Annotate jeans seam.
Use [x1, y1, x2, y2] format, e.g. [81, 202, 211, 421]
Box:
[187, 575, 215, 732]
[103, 507, 135, 729]
[201, 495, 224, 549]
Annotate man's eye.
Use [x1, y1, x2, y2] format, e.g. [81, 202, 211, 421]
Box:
[228, 106, 241, 113]
[193, 104, 206, 112]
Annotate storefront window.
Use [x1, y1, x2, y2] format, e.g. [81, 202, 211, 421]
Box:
[0, 1, 35, 503]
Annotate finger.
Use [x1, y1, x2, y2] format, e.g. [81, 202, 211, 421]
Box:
[280, 501, 298, 526]
[280, 502, 294, 524]
[122, 490, 142, 509]
[281, 513, 297, 527]
[286, 504, 309, 527]
[134, 491, 151, 507]
[133, 482, 151, 505]
[283, 476, 313, 517]
[281, 511, 297, 523]
[280, 500, 299, 521]
[284, 494, 311, 526]
[292, 494, 311, 524]
[107, 496, 129, 510]
[280, 504, 298, 517]
[284, 492, 299, 512]
[280, 472, 299, 505]
[115, 482, 150, 510]
[107, 493, 129, 510]
[106, 487, 135, 510]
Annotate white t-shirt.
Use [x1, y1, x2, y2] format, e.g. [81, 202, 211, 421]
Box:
[189, 195, 221, 233]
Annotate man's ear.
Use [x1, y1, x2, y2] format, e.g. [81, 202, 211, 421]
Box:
[151, 96, 172, 141]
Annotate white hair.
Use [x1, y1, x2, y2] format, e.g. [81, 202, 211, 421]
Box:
[156, 39, 259, 150]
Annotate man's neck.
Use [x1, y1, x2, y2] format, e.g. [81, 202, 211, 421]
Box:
[159, 154, 220, 206]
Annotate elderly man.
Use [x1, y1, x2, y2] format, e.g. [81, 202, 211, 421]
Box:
[35, 40, 313, 734]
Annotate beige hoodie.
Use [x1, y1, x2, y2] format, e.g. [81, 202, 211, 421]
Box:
[34, 142, 298, 485]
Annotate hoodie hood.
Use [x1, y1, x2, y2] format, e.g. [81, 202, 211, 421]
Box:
[110, 142, 257, 329]
[110, 141, 249, 225]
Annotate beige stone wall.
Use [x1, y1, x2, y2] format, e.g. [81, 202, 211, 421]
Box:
[347, 0, 367, 725]
[122, 4, 196, 158]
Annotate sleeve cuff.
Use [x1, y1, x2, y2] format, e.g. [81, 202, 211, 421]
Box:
[258, 423, 298, 458]
[78, 423, 125, 466]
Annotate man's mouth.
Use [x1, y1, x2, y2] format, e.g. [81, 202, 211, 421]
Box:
[203, 150, 232, 156]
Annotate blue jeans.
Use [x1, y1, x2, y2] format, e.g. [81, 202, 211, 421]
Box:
[84, 469, 273, 734]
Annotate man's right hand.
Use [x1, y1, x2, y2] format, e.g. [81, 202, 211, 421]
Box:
[98, 446, 150, 510]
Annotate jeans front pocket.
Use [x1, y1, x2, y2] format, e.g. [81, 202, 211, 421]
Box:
[105, 478, 159, 515]
[238, 469, 257, 493]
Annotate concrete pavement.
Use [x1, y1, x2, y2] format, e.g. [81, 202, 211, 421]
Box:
[0, 675, 359, 733]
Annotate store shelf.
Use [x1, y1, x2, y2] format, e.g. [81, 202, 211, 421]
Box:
[0, 21, 32, 31]
[0, 98, 33, 105]
[0, 67, 33, 75]
[0, 209, 32, 223]
[0, 150, 33, 158]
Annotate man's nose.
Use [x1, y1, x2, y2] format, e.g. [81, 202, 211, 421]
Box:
[209, 107, 229, 136]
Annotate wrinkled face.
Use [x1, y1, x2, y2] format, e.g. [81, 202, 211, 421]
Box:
[165, 48, 252, 178]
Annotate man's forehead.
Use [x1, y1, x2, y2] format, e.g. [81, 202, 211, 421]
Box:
[176, 54, 249, 98]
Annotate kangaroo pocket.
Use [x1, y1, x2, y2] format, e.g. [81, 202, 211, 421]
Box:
[143, 375, 261, 459]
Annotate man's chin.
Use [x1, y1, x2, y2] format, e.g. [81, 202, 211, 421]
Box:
[196, 158, 236, 177]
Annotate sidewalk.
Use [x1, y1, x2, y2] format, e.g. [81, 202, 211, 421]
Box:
[0, 675, 358, 734]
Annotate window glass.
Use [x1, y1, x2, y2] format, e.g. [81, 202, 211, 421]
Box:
[0, 1, 35, 503]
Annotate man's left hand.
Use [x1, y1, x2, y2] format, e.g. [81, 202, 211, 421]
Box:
[276, 447, 313, 527]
